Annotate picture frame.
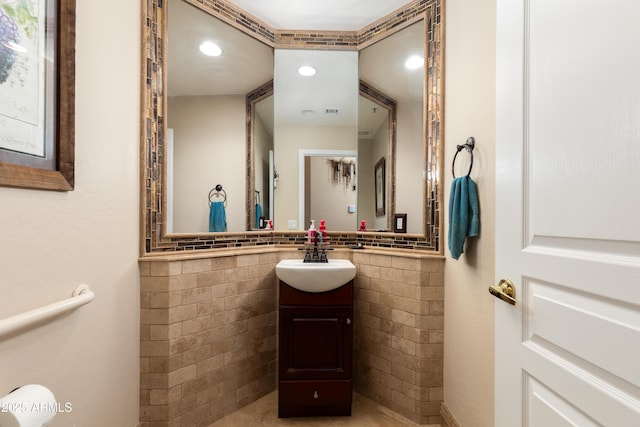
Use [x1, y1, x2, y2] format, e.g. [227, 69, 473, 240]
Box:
[393, 213, 407, 233]
[0, 0, 76, 191]
[374, 157, 385, 217]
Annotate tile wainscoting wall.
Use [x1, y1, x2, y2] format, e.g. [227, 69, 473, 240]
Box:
[139, 248, 444, 426]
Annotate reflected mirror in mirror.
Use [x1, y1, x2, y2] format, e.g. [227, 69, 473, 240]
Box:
[359, 19, 425, 234]
[251, 91, 275, 230]
[358, 89, 395, 231]
[166, 0, 274, 233]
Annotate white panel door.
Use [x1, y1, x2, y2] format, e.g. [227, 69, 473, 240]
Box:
[495, 0, 640, 425]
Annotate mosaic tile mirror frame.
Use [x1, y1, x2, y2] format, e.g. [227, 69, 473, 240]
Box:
[140, 0, 444, 254]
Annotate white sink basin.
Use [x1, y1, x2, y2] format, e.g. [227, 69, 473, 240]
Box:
[275, 259, 356, 293]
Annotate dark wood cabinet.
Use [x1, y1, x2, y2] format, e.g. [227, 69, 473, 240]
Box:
[278, 281, 353, 418]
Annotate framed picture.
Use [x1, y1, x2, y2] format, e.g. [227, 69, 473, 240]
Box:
[0, 0, 76, 191]
[393, 213, 407, 233]
[374, 157, 385, 217]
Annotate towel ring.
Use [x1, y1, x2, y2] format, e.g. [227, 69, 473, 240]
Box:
[452, 137, 475, 178]
[208, 184, 227, 206]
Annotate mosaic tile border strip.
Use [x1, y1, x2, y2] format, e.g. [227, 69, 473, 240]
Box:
[275, 30, 359, 50]
[151, 231, 437, 253]
[141, 0, 443, 254]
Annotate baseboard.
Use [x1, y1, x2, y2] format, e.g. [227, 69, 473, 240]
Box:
[440, 402, 461, 427]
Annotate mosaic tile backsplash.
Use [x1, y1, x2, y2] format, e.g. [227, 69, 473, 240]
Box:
[141, 0, 443, 254]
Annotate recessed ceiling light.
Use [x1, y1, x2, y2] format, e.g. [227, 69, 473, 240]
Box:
[199, 41, 222, 57]
[301, 109, 316, 116]
[404, 55, 424, 70]
[298, 65, 317, 77]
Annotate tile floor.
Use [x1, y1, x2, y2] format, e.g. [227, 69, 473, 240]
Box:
[210, 391, 443, 427]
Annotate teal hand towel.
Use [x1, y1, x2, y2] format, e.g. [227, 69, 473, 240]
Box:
[209, 201, 227, 232]
[448, 176, 479, 259]
[255, 203, 263, 228]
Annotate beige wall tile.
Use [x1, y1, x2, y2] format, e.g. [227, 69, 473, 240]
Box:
[421, 286, 445, 301]
[181, 287, 211, 305]
[182, 259, 212, 274]
[168, 304, 198, 324]
[167, 365, 197, 388]
[351, 252, 370, 265]
[168, 274, 198, 291]
[141, 308, 169, 325]
[391, 257, 418, 271]
[140, 249, 442, 425]
[353, 252, 444, 423]
[358, 264, 381, 279]
[196, 270, 226, 287]
[139, 261, 151, 277]
[210, 256, 238, 270]
[369, 254, 393, 267]
[141, 276, 170, 293]
[237, 254, 260, 267]
[392, 389, 417, 412]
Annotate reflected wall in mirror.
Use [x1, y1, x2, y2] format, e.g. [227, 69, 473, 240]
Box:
[301, 151, 358, 231]
[166, 0, 274, 233]
[141, 0, 443, 253]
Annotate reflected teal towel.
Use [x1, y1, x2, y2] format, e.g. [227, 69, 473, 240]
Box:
[448, 176, 479, 260]
[209, 201, 227, 232]
[255, 203, 263, 228]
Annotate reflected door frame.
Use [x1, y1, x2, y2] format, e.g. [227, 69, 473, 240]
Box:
[298, 149, 357, 231]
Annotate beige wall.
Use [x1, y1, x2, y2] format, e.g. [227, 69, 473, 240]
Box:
[0, 1, 140, 426]
[274, 124, 357, 230]
[395, 98, 425, 234]
[168, 95, 246, 233]
[443, 0, 497, 426]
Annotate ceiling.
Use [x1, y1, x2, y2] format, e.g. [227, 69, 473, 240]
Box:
[225, 0, 417, 31]
[167, 0, 422, 133]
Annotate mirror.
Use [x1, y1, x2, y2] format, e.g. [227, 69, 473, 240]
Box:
[166, 0, 273, 233]
[359, 20, 425, 234]
[141, 0, 443, 253]
[273, 49, 359, 231]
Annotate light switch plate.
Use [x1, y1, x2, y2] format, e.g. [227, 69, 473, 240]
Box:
[287, 220, 297, 229]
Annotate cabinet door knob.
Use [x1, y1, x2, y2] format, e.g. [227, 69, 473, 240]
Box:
[314, 391, 319, 399]
[346, 318, 352, 325]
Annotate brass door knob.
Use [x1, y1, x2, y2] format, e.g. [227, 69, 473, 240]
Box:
[489, 279, 517, 305]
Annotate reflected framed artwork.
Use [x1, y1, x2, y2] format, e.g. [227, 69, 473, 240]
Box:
[374, 157, 385, 217]
[0, 0, 75, 191]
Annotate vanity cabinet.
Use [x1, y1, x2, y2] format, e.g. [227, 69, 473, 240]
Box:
[278, 280, 353, 418]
